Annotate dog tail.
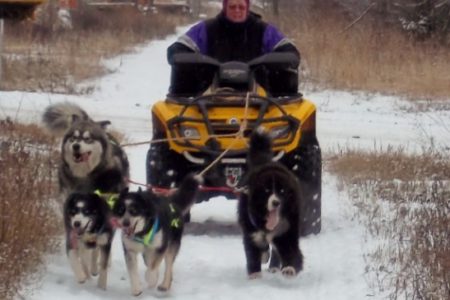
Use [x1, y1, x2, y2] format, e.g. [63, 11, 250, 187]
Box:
[248, 127, 273, 167]
[170, 174, 202, 216]
[42, 102, 91, 137]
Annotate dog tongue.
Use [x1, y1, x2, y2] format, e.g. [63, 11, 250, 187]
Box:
[266, 209, 279, 231]
[74, 152, 90, 163]
[80, 152, 90, 162]
[123, 227, 134, 236]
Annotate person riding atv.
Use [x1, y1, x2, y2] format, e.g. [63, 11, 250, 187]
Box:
[146, 0, 322, 236]
[167, 0, 300, 97]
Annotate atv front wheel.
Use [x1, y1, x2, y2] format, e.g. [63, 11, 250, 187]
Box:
[282, 140, 322, 236]
[146, 142, 187, 188]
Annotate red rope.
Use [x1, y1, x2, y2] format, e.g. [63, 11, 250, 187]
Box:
[125, 178, 240, 196]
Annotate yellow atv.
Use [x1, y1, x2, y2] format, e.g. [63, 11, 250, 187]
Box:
[146, 52, 321, 236]
[0, 0, 45, 19]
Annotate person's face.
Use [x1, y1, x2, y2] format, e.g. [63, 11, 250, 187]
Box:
[225, 0, 248, 23]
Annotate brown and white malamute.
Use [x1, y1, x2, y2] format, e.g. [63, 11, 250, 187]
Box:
[42, 102, 129, 195]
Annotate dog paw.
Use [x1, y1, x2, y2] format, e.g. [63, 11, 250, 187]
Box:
[157, 285, 169, 292]
[145, 269, 158, 288]
[76, 273, 88, 284]
[131, 282, 143, 297]
[97, 274, 107, 290]
[97, 282, 107, 291]
[261, 251, 270, 264]
[248, 272, 262, 280]
[91, 264, 99, 276]
[281, 266, 297, 277]
[267, 267, 280, 273]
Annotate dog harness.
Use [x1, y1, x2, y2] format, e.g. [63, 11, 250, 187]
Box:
[132, 203, 182, 246]
[133, 217, 160, 246]
[94, 190, 118, 209]
[169, 204, 181, 228]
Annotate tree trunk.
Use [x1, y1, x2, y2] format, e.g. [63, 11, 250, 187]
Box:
[272, 0, 279, 16]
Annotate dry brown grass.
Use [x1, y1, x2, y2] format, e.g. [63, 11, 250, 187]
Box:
[1, 6, 191, 93]
[271, 2, 450, 99]
[3, 1, 449, 99]
[328, 147, 450, 299]
[0, 121, 60, 300]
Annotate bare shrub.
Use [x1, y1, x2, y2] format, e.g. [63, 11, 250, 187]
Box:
[1, 3, 191, 93]
[328, 147, 450, 299]
[3, 0, 449, 98]
[0, 121, 60, 300]
[267, 0, 450, 99]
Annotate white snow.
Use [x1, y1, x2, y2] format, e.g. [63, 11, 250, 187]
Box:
[1, 24, 449, 300]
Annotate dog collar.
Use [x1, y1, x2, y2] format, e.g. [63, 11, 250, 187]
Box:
[133, 217, 160, 246]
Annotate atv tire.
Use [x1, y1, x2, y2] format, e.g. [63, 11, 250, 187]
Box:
[146, 142, 187, 188]
[146, 142, 193, 221]
[282, 140, 322, 236]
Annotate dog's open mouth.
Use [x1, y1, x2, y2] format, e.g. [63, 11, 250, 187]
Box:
[123, 226, 134, 236]
[72, 220, 91, 236]
[266, 208, 280, 231]
[73, 152, 91, 163]
[122, 221, 137, 237]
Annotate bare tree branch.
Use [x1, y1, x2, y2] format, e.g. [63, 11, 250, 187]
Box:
[340, 2, 376, 34]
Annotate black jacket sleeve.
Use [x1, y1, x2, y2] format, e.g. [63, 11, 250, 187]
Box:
[272, 42, 301, 68]
[167, 42, 194, 64]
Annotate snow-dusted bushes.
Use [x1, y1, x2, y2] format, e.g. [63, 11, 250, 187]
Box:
[0, 122, 60, 300]
[267, 0, 450, 98]
[329, 147, 450, 299]
[0, 1, 191, 93]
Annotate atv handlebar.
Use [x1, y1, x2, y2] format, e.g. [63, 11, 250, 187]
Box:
[170, 52, 220, 66]
[248, 52, 299, 69]
[170, 52, 299, 69]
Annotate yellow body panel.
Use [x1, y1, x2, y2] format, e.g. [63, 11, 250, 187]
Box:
[152, 96, 317, 154]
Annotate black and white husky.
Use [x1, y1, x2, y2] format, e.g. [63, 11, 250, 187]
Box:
[42, 102, 129, 194]
[112, 174, 201, 296]
[238, 128, 304, 279]
[64, 192, 115, 290]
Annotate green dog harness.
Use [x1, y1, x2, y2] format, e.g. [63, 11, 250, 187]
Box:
[94, 190, 118, 209]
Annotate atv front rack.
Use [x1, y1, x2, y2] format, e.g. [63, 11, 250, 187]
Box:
[165, 92, 301, 156]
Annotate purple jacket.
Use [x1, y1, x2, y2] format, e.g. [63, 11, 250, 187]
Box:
[173, 12, 299, 63]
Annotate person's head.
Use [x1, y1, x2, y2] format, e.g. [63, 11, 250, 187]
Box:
[223, 0, 250, 23]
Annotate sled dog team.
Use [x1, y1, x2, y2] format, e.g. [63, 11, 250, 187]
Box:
[43, 102, 305, 296]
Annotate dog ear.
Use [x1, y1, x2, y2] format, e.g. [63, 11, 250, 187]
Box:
[119, 187, 129, 198]
[64, 193, 76, 211]
[97, 120, 111, 129]
[71, 114, 81, 123]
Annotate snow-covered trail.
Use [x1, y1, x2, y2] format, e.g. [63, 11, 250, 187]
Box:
[1, 23, 449, 300]
[25, 174, 367, 300]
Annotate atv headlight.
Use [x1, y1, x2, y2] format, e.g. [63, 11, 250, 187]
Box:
[269, 125, 290, 139]
[179, 126, 200, 140]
